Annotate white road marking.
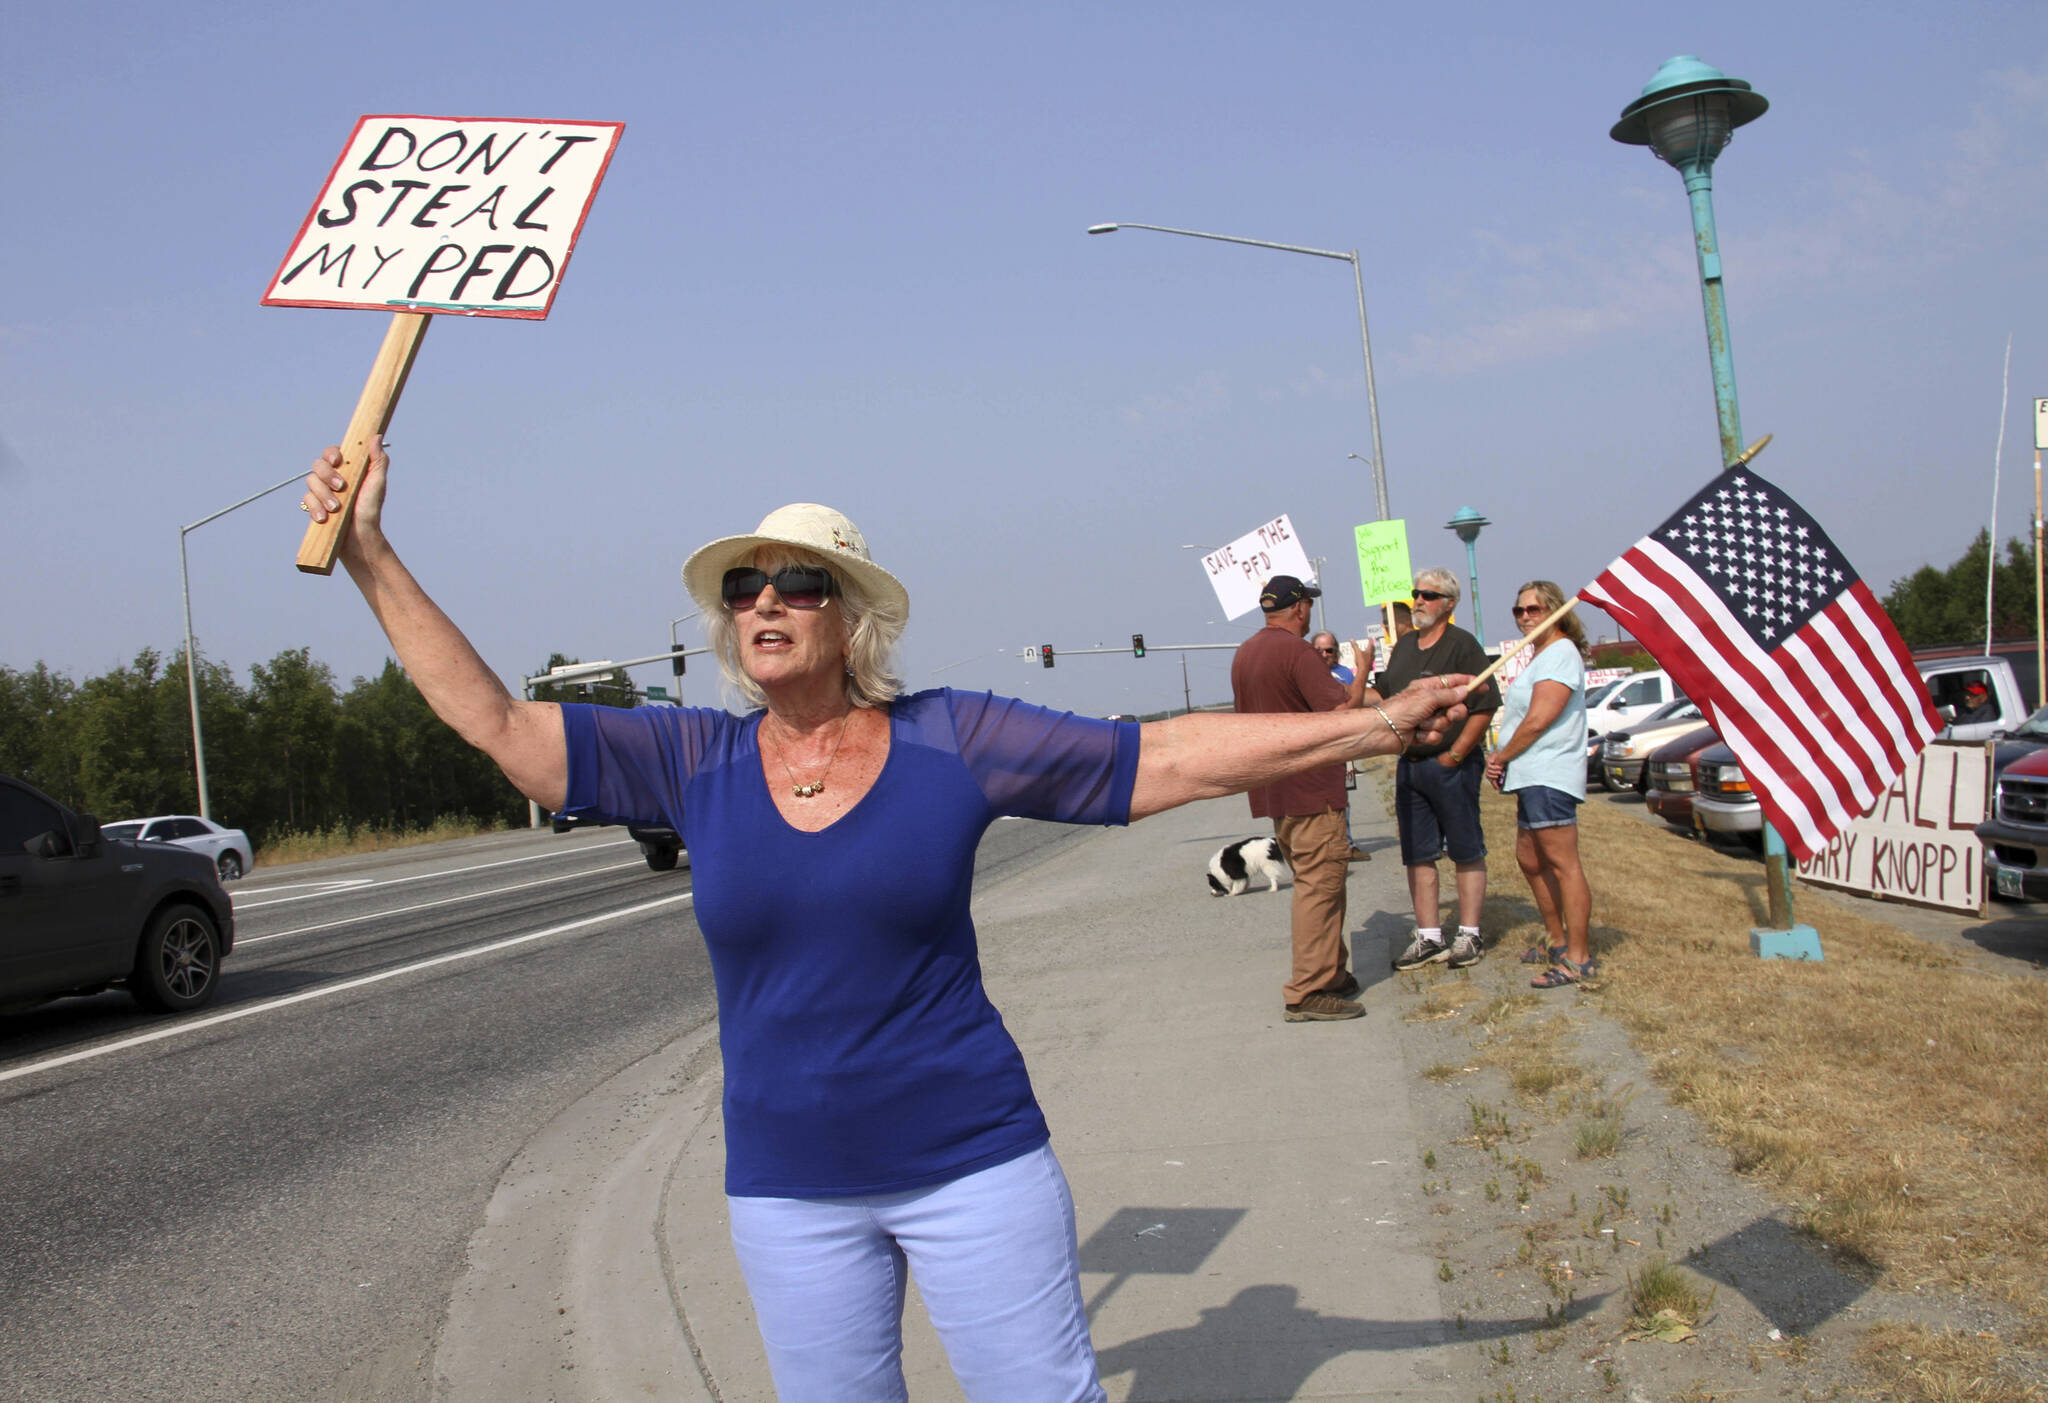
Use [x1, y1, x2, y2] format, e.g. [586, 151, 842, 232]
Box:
[237, 859, 650, 946]
[233, 836, 638, 910]
[228, 878, 376, 897]
[0, 891, 695, 1087]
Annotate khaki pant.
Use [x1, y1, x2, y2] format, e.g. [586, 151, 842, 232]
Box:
[1273, 810, 1350, 1004]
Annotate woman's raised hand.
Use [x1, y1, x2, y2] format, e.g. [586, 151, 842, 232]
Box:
[300, 433, 391, 559]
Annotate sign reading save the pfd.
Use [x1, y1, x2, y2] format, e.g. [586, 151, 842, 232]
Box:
[263, 115, 624, 320]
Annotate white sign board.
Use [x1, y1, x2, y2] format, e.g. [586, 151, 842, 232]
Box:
[1198, 514, 1317, 620]
[1793, 740, 1991, 914]
[264, 115, 624, 319]
[2036, 397, 2048, 452]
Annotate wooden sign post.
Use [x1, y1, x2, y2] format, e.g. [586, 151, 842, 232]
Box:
[263, 114, 624, 573]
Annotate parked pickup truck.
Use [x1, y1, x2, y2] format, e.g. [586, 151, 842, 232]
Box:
[1918, 653, 2031, 743]
[1976, 747, 2048, 901]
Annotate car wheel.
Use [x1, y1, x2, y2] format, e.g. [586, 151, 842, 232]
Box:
[132, 904, 221, 1012]
[644, 844, 680, 872]
[217, 850, 243, 881]
[1599, 766, 1621, 794]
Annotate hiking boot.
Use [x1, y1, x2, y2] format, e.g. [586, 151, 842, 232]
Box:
[1324, 971, 1360, 998]
[1392, 932, 1452, 970]
[1347, 845, 1372, 862]
[1446, 932, 1483, 968]
[1285, 992, 1365, 1022]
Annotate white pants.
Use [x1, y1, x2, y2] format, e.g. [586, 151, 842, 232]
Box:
[727, 1143, 1106, 1402]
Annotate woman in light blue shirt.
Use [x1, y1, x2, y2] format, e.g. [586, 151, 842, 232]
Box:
[1485, 581, 1596, 988]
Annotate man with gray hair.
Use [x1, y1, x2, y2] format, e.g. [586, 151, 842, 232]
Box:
[1362, 568, 1499, 969]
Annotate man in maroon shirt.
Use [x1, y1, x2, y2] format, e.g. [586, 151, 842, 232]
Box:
[1230, 575, 1372, 1021]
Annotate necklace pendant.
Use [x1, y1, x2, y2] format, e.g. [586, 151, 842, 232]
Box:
[793, 781, 824, 799]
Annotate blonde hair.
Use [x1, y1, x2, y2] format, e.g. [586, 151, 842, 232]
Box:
[702, 546, 907, 711]
[1514, 579, 1588, 657]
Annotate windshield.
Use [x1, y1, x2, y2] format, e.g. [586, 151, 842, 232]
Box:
[1585, 679, 1622, 706]
[2009, 705, 2048, 740]
[100, 822, 144, 841]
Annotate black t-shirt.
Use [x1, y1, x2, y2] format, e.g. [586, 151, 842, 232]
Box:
[1372, 625, 1499, 759]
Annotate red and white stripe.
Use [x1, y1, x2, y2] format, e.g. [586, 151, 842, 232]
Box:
[1580, 539, 1939, 861]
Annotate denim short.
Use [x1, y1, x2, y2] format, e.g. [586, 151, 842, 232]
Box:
[1514, 784, 1582, 830]
[1395, 753, 1487, 866]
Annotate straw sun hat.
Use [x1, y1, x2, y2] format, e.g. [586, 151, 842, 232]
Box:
[681, 504, 910, 622]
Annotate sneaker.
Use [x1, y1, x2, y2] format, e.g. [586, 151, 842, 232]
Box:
[1324, 971, 1361, 998]
[1285, 992, 1365, 1022]
[1393, 933, 1452, 970]
[1347, 845, 1372, 862]
[1446, 932, 1484, 968]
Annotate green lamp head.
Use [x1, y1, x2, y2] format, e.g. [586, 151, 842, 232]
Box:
[1611, 55, 1769, 170]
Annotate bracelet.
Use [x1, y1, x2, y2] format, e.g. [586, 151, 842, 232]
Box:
[1370, 704, 1405, 745]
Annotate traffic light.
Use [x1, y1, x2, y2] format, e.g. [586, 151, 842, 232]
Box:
[1041, 642, 1055, 669]
[671, 649, 686, 677]
[1132, 633, 1146, 658]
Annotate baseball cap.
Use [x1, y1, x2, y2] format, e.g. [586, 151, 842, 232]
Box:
[1259, 575, 1321, 611]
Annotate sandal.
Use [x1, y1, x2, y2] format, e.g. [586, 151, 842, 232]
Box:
[1520, 943, 1565, 966]
[1531, 957, 1599, 989]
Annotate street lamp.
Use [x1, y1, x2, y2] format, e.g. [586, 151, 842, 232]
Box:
[1444, 507, 1491, 641]
[1610, 55, 1769, 468]
[180, 470, 310, 819]
[1612, 56, 1811, 956]
[1089, 222, 1392, 521]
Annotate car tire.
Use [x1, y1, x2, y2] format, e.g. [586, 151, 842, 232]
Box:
[643, 844, 680, 872]
[132, 904, 222, 1013]
[1599, 766, 1621, 794]
[217, 851, 243, 881]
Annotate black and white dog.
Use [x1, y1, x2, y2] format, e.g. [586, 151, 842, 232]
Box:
[1206, 837, 1289, 896]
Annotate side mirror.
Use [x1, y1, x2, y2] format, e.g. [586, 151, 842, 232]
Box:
[71, 813, 102, 858]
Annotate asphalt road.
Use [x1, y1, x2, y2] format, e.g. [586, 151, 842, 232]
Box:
[0, 816, 1093, 1401]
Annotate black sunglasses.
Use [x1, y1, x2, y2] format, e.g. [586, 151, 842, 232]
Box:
[1412, 589, 1451, 602]
[1512, 603, 1546, 616]
[722, 565, 836, 611]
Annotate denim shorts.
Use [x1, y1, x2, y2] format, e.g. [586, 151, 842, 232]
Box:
[1514, 784, 1582, 830]
[1395, 753, 1487, 866]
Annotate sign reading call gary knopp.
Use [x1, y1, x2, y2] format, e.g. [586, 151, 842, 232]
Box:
[263, 115, 624, 319]
[1793, 740, 1990, 915]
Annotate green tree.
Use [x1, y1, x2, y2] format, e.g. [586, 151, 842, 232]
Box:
[73, 648, 192, 819]
[1882, 531, 2040, 647]
[0, 663, 83, 805]
[248, 648, 342, 835]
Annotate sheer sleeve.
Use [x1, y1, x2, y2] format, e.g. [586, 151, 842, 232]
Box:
[557, 703, 724, 828]
[942, 691, 1139, 825]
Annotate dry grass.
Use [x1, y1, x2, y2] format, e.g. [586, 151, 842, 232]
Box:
[1467, 783, 2048, 1325]
[255, 814, 506, 867]
[1403, 982, 1486, 1023]
[1854, 1324, 2045, 1402]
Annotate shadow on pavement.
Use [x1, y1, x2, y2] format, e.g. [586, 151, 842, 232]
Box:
[1682, 1216, 1872, 1333]
[1091, 1282, 1606, 1400]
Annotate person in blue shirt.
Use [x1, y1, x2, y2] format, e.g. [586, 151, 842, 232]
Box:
[1485, 580, 1597, 989]
[301, 436, 1471, 1403]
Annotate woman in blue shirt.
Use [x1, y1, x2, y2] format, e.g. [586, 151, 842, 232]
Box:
[1485, 581, 1596, 989]
[302, 436, 1470, 1402]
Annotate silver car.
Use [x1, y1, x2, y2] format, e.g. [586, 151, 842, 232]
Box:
[100, 814, 255, 881]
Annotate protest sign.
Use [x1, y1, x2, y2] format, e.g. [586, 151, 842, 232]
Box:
[1353, 519, 1412, 608]
[1198, 515, 1316, 620]
[1793, 741, 1990, 914]
[267, 115, 623, 575]
[264, 116, 623, 318]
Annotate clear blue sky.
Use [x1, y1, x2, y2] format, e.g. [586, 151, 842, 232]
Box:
[7, 0, 2046, 721]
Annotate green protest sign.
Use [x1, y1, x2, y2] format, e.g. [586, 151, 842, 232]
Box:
[1354, 519, 1412, 606]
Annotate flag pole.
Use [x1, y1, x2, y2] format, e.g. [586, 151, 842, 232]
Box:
[1469, 598, 1580, 692]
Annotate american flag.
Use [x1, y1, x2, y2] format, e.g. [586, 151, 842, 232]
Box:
[1579, 466, 1940, 862]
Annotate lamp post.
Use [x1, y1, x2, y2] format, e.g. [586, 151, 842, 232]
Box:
[1612, 56, 1812, 954]
[180, 470, 310, 819]
[1445, 507, 1491, 641]
[1089, 222, 1391, 522]
[1610, 55, 1769, 470]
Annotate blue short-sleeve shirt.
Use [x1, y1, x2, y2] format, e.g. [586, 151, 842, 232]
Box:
[1498, 640, 1588, 800]
[558, 688, 1140, 1197]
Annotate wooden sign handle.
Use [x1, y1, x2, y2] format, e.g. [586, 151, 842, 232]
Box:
[295, 311, 432, 575]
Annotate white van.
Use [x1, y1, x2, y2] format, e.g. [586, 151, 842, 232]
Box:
[1585, 670, 1683, 737]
